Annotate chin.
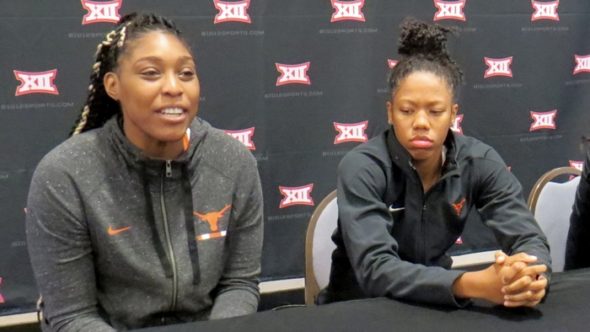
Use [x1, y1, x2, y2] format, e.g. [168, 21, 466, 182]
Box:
[155, 131, 186, 143]
[409, 151, 434, 162]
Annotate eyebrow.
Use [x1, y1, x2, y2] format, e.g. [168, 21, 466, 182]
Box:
[397, 99, 447, 106]
[134, 55, 195, 64]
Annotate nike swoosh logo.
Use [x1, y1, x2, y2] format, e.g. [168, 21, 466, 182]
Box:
[107, 226, 131, 236]
[388, 205, 405, 212]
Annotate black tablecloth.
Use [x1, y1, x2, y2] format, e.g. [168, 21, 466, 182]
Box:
[138, 268, 590, 332]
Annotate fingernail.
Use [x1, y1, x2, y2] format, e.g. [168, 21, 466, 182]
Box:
[529, 255, 537, 260]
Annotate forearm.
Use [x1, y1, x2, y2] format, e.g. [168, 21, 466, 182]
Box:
[26, 172, 109, 331]
[210, 155, 262, 319]
[209, 287, 259, 319]
[452, 270, 493, 302]
[477, 158, 551, 272]
[49, 313, 115, 332]
[453, 257, 548, 306]
[352, 253, 466, 306]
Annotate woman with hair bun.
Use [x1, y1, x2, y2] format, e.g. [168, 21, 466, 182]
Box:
[321, 18, 550, 308]
[26, 12, 263, 331]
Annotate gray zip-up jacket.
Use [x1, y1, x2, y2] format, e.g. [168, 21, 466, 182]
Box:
[26, 116, 263, 331]
[323, 128, 550, 306]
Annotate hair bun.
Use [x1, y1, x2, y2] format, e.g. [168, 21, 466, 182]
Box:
[398, 18, 452, 58]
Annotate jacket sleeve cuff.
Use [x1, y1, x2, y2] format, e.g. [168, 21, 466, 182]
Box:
[209, 288, 259, 319]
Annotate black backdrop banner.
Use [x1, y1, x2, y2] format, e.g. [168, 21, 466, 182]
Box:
[1, 0, 589, 315]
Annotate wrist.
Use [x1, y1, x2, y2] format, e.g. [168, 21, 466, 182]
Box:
[452, 271, 483, 300]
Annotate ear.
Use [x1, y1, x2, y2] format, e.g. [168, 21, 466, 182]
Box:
[103, 72, 120, 101]
[450, 103, 459, 126]
[386, 101, 394, 125]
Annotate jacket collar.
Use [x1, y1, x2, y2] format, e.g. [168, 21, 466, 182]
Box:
[103, 115, 209, 171]
[103, 115, 211, 175]
[385, 126, 459, 176]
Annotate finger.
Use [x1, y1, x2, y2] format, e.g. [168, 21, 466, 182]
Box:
[500, 262, 527, 284]
[495, 251, 507, 264]
[504, 290, 534, 303]
[524, 300, 542, 308]
[502, 275, 534, 294]
[503, 300, 530, 307]
[505, 287, 546, 305]
[530, 289, 546, 302]
[504, 299, 541, 308]
[503, 253, 538, 266]
[513, 265, 547, 280]
[526, 278, 548, 292]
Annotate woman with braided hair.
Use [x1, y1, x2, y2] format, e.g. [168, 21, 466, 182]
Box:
[26, 13, 263, 331]
[321, 18, 551, 308]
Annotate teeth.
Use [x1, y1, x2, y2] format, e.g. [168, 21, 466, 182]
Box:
[161, 107, 183, 115]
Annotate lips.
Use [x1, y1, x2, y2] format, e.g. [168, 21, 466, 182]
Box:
[409, 137, 434, 149]
[156, 106, 188, 123]
[158, 107, 185, 116]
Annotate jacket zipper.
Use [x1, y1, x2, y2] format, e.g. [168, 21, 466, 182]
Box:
[161, 160, 178, 311]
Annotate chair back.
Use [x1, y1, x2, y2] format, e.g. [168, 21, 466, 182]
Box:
[527, 167, 581, 272]
[305, 190, 338, 305]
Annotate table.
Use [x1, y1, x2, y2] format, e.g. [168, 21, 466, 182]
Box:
[138, 268, 590, 332]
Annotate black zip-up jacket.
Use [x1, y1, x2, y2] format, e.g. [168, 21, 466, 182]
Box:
[323, 128, 551, 306]
[565, 147, 590, 270]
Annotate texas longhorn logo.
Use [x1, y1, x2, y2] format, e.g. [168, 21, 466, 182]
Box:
[531, 0, 559, 21]
[14, 70, 59, 96]
[225, 127, 256, 150]
[81, 0, 122, 25]
[452, 198, 466, 216]
[331, 0, 365, 23]
[214, 0, 252, 24]
[529, 110, 557, 131]
[484, 57, 513, 78]
[275, 62, 311, 86]
[433, 0, 466, 22]
[334, 121, 368, 144]
[279, 184, 314, 208]
[194, 204, 231, 240]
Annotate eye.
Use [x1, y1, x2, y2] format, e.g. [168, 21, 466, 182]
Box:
[140, 69, 160, 79]
[399, 108, 413, 114]
[179, 68, 196, 80]
[429, 109, 444, 116]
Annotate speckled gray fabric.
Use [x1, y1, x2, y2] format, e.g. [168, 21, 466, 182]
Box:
[26, 116, 263, 331]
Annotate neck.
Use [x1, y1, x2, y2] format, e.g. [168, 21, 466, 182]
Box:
[413, 153, 443, 193]
[141, 141, 183, 160]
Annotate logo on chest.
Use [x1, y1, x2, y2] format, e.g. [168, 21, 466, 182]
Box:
[451, 198, 466, 216]
[194, 204, 231, 240]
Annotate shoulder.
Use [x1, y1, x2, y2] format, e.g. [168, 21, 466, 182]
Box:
[33, 129, 105, 181]
[339, 132, 391, 184]
[190, 119, 258, 177]
[455, 134, 506, 167]
[28, 129, 109, 204]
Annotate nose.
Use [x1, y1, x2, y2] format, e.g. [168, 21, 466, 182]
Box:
[413, 110, 430, 130]
[162, 72, 182, 96]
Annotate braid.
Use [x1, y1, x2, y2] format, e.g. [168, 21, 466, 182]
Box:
[70, 13, 185, 136]
[388, 18, 463, 101]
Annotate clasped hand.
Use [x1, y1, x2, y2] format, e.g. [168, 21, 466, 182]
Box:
[488, 251, 548, 307]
